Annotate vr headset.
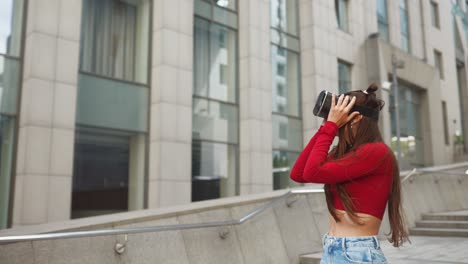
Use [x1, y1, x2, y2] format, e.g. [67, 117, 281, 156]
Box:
[312, 90, 380, 121]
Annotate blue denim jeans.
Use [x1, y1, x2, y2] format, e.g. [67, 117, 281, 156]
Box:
[320, 232, 388, 263]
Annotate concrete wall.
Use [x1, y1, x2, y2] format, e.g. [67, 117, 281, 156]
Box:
[2, 167, 468, 264]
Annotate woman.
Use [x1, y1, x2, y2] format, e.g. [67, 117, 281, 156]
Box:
[290, 84, 411, 263]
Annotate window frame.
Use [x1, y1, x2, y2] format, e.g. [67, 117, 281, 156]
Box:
[431, 1, 440, 29]
[192, 3, 240, 200]
[442, 101, 450, 145]
[377, 0, 390, 41]
[270, 0, 300, 37]
[434, 49, 445, 80]
[270, 0, 303, 190]
[338, 59, 352, 94]
[335, 0, 350, 32]
[399, 0, 411, 53]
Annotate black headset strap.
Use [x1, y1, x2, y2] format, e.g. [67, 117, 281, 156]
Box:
[351, 105, 380, 121]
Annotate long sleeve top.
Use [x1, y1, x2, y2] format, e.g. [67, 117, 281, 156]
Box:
[290, 121, 393, 220]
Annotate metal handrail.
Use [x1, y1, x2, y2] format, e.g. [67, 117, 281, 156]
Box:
[401, 168, 418, 183]
[1, 161, 467, 244]
[0, 189, 324, 244]
[400, 161, 468, 183]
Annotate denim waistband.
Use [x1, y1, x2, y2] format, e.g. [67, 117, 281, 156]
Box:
[322, 232, 381, 250]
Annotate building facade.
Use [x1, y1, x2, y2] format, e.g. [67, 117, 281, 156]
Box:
[0, 0, 467, 228]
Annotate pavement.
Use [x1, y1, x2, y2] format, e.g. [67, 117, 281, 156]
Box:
[380, 235, 468, 263]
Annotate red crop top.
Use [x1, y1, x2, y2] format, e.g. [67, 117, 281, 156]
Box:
[290, 121, 393, 220]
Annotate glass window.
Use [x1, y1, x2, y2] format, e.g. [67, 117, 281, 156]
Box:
[195, 0, 238, 28]
[0, 55, 20, 115]
[278, 105, 285, 113]
[218, 28, 227, 48]
[270, 30, 300, 52]
[192, 140, 237, 201]
[0, 0, 24, 229]
[279, 123, 288, 139]
[270, 0, 299, 36]
[270, 0, 302, 190]
[76, 73, 149, 132]
[377, 0, 389, 41]
[338, 60, 352, 94]
[195, 0, 211, 18]
[213, 0, 236, 11]
[0, 0, 24, 57]
[401, 35, 409, 53]
[442, 101, 450, 145]
[273, 150, 302, 190]
[399, 0, 410, 53]
[434, 50, 444, 79]
[192, 97, 238, 144]
[72, 127, 146, 218]
[272, 46, 300, 117]
[213, 6, 238, 27]
[277, 47, 286, 56]
[193, 7, 238, 201]
[74, 0, 150, 219]
[0, 57, 18, 227]
[335, 0, 349, 31]
[277, 64, 285, 76]
[0, 116, 15, 228]
[389, 84, 424, 169]
[219, 64, 227, 84]
[455, 21, 464, 59]
[80, 0, 150, 83]
[431, 1, 440, 29]
[272, 115, 302, 152]
[277, 83, 284, 97]
[194, 18, 237, 103]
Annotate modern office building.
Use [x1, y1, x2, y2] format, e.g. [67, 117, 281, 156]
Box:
[0, 0, 467, 228]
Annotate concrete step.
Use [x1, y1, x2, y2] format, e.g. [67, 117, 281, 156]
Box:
[299, 252, 322, 264]
[421, 211, 468, 221]
[409, 227, 468, 237]
[415, 220, 468, 229]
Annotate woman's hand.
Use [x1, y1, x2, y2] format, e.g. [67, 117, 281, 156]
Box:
[327, 94, 360, 128]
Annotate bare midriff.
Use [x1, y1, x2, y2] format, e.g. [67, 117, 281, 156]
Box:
[327, 209, 382, 236]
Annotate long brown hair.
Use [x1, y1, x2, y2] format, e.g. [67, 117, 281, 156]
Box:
[324, 83, 411, 247]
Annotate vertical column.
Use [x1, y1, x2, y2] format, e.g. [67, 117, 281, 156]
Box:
[13, 0, 81, 225]
[299, 1, 321, 140]
[238, 0, 273, 194]
[148, 0, 194, 207]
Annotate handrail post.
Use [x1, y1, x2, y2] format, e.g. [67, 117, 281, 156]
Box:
[285, 193, 298, 207]
[114, 234, 127, 255]
[218, 226, 231, 239]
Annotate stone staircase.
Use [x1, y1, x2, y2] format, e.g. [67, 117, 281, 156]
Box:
[410, 210, 468, 237]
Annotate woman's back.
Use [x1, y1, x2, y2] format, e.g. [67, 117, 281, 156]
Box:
[327, 209, 383, 236]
